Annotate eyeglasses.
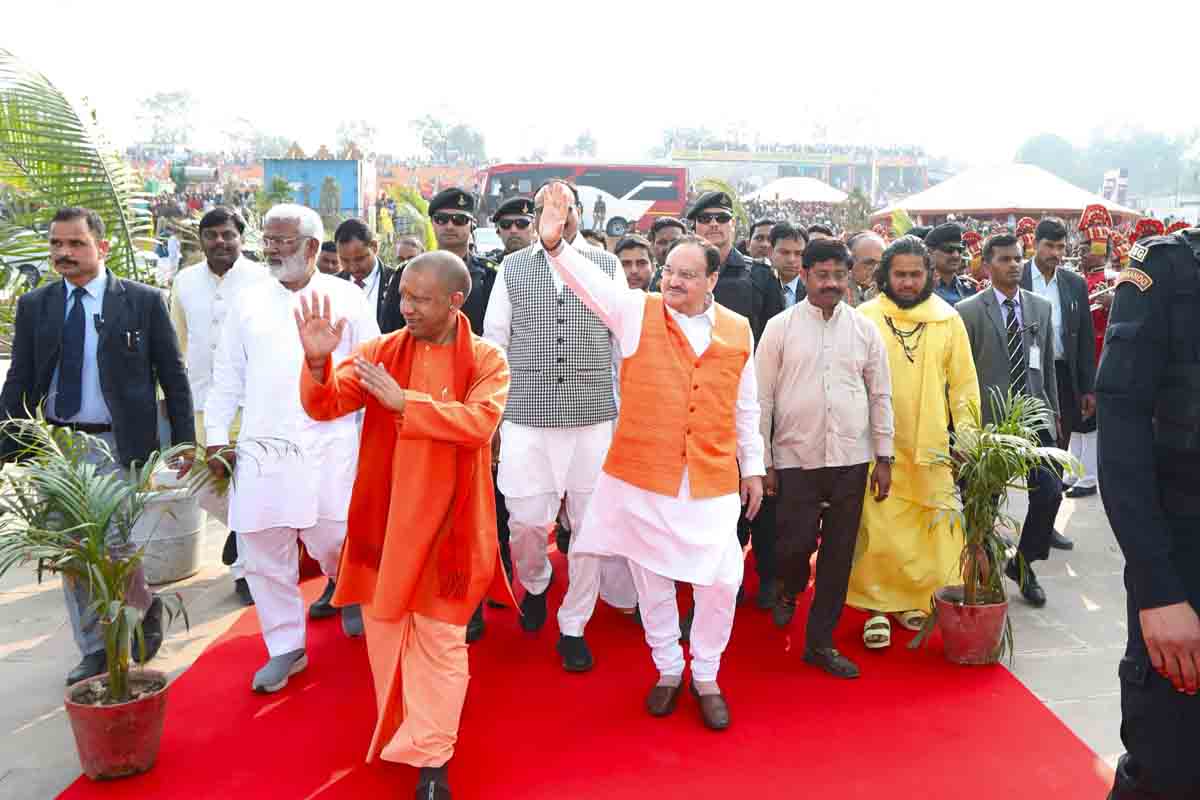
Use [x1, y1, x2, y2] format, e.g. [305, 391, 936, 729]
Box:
[497, 218, 532, 231]
[660, 266, 704, 282]
[200, 230, 240, 242]
[695, 212, 733, 225]
[262, 235, 303, 248]
[432, 212, 473, 226]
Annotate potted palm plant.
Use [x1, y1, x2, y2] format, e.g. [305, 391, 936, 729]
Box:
[911, 388, 1078, 664]
[0, 415, 230, 779]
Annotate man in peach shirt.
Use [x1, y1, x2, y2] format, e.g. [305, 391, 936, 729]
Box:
[296, 252, 510, 800]
[756, 238, 894, 680]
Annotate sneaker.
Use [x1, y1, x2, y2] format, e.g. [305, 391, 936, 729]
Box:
[251, 649, 308, 693]
[309, 579, 337, 619]
[341, 604, 364, 637]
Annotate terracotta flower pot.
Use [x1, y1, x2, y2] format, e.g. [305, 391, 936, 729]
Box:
[64, 669, 169, 780]
[934, 586, 1008, 665]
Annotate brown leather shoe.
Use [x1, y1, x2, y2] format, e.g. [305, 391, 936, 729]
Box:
[645, 682, 683, 717]
[689, 680, 730, 731]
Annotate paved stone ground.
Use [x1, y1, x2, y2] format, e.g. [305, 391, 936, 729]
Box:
[0, 362, 1128, 798]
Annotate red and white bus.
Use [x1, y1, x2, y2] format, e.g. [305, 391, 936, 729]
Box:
[477, 162, 689, 237]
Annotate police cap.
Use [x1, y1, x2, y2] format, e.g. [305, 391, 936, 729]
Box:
[685, 191, 735, 221]
[924, 222, 965, 250]
[428, 188, 476, 216]
[490, 195, 535, 223]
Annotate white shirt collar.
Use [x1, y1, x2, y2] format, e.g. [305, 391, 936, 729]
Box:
[66, 264, 107, 299]
[665, 299, 716, 326]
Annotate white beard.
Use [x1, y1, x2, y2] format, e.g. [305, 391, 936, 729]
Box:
[269, 249, 310, 283]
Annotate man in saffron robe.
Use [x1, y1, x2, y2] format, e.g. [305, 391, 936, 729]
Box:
[847, 235, 980, 649]
[297, 252, 510, 800]
[539, 182, 765, 732]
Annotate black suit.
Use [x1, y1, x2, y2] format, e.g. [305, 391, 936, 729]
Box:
[336, 258, 396, 330]
[714, 248, 785, 347]
[1020, 260, 1097, 441]
[1, 274, 194, 466]
[379, 253, 497, 335]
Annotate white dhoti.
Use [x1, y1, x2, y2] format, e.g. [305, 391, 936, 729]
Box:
[1067, 430, 1098, 490]
[240, 518, 345, 656]
[193, 410, 245, 581]
[497, 420, 636, 627]
[575, 469, 744, 681]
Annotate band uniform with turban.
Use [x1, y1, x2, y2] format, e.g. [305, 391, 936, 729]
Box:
[1131, 217, 1165, 242]
[1016, 217, 1037, 259]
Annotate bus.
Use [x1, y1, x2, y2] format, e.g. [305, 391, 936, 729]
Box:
[478, 162, 689, 237]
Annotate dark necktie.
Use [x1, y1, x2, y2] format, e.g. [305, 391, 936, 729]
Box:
[355, 276, 366, 289]
[57, 286, 88, 419]
[1004, 298, 1026, 393]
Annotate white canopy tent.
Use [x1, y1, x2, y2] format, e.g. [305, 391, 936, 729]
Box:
[744, 176, 848, 204]
[870, 163, 1140, 223]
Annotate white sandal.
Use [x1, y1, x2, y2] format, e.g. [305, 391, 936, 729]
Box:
[863, 615, 891, 649]
[892, 610, 927, 632]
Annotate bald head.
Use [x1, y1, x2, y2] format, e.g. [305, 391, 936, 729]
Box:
[405, 251, 471, 296]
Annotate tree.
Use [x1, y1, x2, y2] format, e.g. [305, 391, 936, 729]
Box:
[224, 117, 290, 159]
[565, 130, 596, 158]
[336, 119, 378, 153]
[445, 124, 486, 163]
[1015, 133, 1081, 185]
[136, 90, 192, 147]
[1015, 129, 1200, 197]
[410, 115, 450, 162]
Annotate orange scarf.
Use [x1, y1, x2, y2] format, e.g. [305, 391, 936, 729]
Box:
[343, 311, 476, 599]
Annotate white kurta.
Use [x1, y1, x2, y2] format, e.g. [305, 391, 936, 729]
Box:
[204, 271, 380, 533]
[547, 244, 765, 587]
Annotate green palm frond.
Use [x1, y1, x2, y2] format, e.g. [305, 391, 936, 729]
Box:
[0, 48, 152, 281]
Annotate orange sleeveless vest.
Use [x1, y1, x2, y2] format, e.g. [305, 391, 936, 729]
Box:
[604, 295, 751, 499]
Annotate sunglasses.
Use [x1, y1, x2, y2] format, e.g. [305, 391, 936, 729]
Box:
[497, 218, 532, 231]
[432, 212, 472, 227]
[696, 212, 733, 225]
[937, 245, 964, 254]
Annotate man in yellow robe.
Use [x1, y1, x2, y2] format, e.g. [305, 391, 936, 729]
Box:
[297, 252, 511, 800]
[848, 235, 980, 649]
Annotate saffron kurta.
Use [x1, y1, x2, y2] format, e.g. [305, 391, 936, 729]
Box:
[847, 294, 980, 613]
[300, 330, 510, 766]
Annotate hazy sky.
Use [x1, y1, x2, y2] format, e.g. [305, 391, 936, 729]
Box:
[7, 0, 1200, 165]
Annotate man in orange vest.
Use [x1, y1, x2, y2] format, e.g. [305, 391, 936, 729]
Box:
[538, 181, 765, 732]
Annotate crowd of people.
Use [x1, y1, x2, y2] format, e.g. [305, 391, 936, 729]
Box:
[743, 198, 840, 232]
[670, 138, 926, 162]
[1, 181, 1196, 799]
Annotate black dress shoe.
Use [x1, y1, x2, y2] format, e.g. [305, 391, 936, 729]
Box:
[414, 765, 451, 800]
[1065, 485, 1097, 499]
[308, 579, 337, 619]
[221, 530, 239, 566]
[679, 606, 694, 643]
[773, 592, 797, 628]
[1005, 560, 1047, 607]
[555, 524, 571, 555]
[66, 652, 107, 686]
[556, 634, 594, 672]
[136, 595, 164, 664]
[234, 577, 255, 606]
[688, 680, 730, 731]
[466, 605, 485, 644]
[755, 579, 775, 610]
[645, 682, 682, 717]
[1049, 529, 1074, 551]
[803, 647, 861, 679]
[519, 578, 550, 633]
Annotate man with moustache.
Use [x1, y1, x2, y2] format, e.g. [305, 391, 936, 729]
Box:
[957, 233, 1061, 607]
[615, 234, 655, 291]
[170, 207, 268, 607]
[926, 223, 976, 306]
[746, 218, 776, 261]
[846, 231, 883, 307]
[687, 191, 784, 346]
[487, 196, 537, 262]
[380, 189, 497, 336]
[318, 241, 342, 275]
[205, 204, 379, 692]
[647, 217, 687, 291]
[0, 207, 194, 685]
[757, 238, 894, 677]
[846, 236, 980, 649]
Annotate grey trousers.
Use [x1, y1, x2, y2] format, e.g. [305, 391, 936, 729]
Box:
[61, 431, 152, 657]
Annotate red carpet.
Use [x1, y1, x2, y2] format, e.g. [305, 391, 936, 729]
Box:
[61, 553, 1113, 799]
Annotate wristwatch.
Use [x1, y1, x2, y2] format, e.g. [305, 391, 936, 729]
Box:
[875, 455, 895, 464]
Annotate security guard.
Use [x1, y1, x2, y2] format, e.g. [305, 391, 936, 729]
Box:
[685, 191, 784, 344]
[1097, 227, 1200, 799]
[486, 195, 537, 263]
[378, 187, 498, 335]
